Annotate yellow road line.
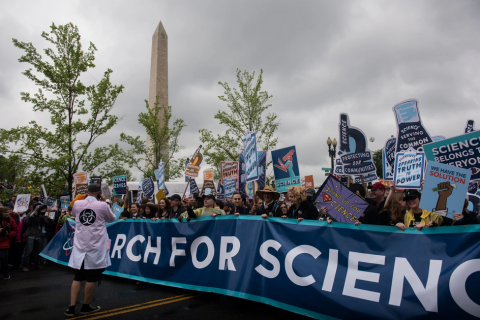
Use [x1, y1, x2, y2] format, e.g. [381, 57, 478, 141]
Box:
[77, 295, 198, 319]
[73, 294, 197, 319]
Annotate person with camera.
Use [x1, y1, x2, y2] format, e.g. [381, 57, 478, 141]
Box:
[0, 207, 18, 280]
[65, 183, 116, 317]
[21, 203, 50, 271]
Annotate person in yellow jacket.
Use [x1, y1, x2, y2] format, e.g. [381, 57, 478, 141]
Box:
[397, 189, 443, 231]
[179, 194, 225, 221]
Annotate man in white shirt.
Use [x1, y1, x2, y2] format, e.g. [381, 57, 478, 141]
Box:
[65, 183, 116, 317]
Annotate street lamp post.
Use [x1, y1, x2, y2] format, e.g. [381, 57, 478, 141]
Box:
[326, 137, 338, 173]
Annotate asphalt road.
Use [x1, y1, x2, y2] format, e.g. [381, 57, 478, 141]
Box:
[0, 262, 310, 320]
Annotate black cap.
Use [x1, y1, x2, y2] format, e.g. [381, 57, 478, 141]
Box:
[203, 194, 216, 201]
[170, 194, 182, 201]
[403, 189, 422, 201]
[88, 183, 101, 192]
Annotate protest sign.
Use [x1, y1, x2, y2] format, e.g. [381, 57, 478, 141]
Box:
[468, 193, 480, 214]
[73, 172, 88, 185]
[304, 175, 314, 188]
[433, 136, 446, 142]
[239, 151, 267, 199]
[354, 172, 378, 184]
[423, 130, 480, 181]
[164, 184, 169, 196]
[271, 146, 301, 193]
[337, 114, 376, 175]
[39, 185, 47, 203]
[46, 197, 57, 210]
[112, 203, 123, 219]
[201, 180, 216, 197]
[156, 189, 167, 203]
[14, 194, 31, 212]
[220, 160, 238, 187]
[155, 162, 165, 191]
[419, 161, 471, 218]
[392, 99, 433, 152]
[384, 136, 396, 175]
[393, 149, 425, 189]
[142, 177, 155, 200]
[243, 132, 259, 181]
[464, 119, 476, 133]
[468, 181, 478, 194]
[136, 174, 143, 204]
[101, 183, 111, 199]
[90, 176, 102, 185]
[60, 195, 70, 209]
[203, 169, 214, 181]
[216, 180, 225, 201]
[189, 178, 200, 195]
[74, 183, 88, 197]
[313, 175, 368, 223]
[185, 145, 203, 178]
[112, 175, 127, 195]
[224, 178, 236, 199]
[382, 149, 394, 181]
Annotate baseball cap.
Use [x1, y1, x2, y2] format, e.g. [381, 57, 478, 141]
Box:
[368, 182, 386, 191]
[403, 189, 422, 201]
[306, 188, 315, 197]
[170, 194, 182, 201]
[203, 194, 216, 201]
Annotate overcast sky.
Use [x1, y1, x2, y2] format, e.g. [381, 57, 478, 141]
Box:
[1, 0, 479, 185]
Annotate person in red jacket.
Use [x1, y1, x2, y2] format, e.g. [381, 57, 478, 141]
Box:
[0, 207, 18, 280]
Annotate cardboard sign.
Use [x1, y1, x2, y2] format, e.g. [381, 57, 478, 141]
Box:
[393, 150, 425, 189]
[60, 195, 70, 209]
[304, 175, 314, 189]
[220, 161, 238, 188]
[201, 180, 216, 197]
[203, 169, 214, 181]
[392, 99, 432, 152]
[337, 114, 377, 175]
[464, 120, 476, 134]
[74, 183, 88, 197]
[112, 203, 123, 219]
[155, 189, 167, 204]
[216, 180, 225, 201]
[46, 197, 57, 210]
[313, 175, 368, 223]
[112, 175, 127, 195]
[185, 145, 203, 178]
[239, 151, 267, 199]
[243, 132, 259, 181]
[224, 178, 237, 199]
[420, 161, 471, 218]
[14, 194, 31, 212]
[382, 149, 394, 181]
[142, 177, 155, 200]
[101, 183, 111, 199]
[423, 130, 480, 181]
[271, 146, 301, 193]
[73, 172, 88, 185]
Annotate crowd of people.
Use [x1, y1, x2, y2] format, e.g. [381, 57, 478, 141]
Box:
[1, 179, 478, 284]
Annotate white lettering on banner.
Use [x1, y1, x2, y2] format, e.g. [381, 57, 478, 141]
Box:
[285, 245, 321, 287]
[342, 252, 385, 302]
[191, 236, 215, 269]
[322, 249, 339, 292]
[144, 236, 161, 265]
[389, 258, 442, 312]
[255, 240, 282, 279]
[219, 236, 240, 271]
[450, 259, 480, 317]
[111, 234, 126, 259]
[170, 237, 186, 267]
[126, 235, 145, 262]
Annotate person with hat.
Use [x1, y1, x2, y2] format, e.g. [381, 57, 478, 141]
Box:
[397, 189, 443, 231]
[367, 182, 386, 211]
[256, 186, 282, 218]
[162, 194, 185, 219]
[64, 183, 116, 317]
[305, 188, 316, 204]
[180, 194, 225, 220]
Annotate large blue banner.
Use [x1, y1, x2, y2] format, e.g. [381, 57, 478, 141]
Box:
[42, 217, 480, 320]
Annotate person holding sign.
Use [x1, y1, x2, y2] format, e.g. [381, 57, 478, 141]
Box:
[281, 186, 318, 222]
[180, 194, 225, 220]
[397, 190, 443, 231]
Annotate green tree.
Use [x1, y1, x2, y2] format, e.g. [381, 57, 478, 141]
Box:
[373, 148, 383, 179]
[0, 155, 27, 183]
[199, 69, 279, 178]
[0, 22, 126, 195]
[120, 96, 187, 181]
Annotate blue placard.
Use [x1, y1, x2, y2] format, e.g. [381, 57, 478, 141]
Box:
[384, 137, 396, 175]
[142, 177, 155, 200]
[420, 161, 471, 219]
[189, 178, 200, 195]
[216, 180, 225, 200]
[393, 151, 425, 189]
[423, 130, 480, 181]
[42, 218, 480, 320]
[60, 196, 70, 209]
[382, 149, 393, 181]
[112, 203, 123, 219]
[243, 132, 259, 182]
[239, 151, 267, 199]
[112, 175, 127, 195]
[156, 162, 165, 190]
[271, 146, 301, 193]
[224, 178, 237, 199]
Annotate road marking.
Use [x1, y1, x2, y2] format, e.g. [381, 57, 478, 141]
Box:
[74, 294, 198, 319]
